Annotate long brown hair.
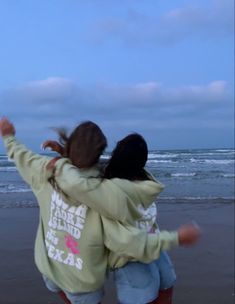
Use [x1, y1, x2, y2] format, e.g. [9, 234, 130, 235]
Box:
[57, 121, 107, 168]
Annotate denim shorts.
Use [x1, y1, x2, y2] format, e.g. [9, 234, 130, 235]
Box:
[113, 251, 176, 304]
[42, 275, 104, 304]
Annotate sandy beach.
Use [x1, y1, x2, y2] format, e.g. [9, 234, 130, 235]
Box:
[0, 193, 234, 304]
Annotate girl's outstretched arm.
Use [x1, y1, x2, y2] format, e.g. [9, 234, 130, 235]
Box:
[102, 217, 201, 264]
[0, 118, 52, 190]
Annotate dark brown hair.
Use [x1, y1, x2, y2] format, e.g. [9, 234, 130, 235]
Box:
[104, 133, 149, 181]
[57, 121, 107, 168]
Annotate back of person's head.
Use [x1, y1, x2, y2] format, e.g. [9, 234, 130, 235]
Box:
[58, 121, 107, 168]
[104, 133, 149, 180]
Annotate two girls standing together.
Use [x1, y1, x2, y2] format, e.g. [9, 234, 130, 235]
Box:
[0, 117, 200, 304]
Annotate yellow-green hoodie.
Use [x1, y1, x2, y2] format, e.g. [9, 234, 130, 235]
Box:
[3, 135, 178, 293]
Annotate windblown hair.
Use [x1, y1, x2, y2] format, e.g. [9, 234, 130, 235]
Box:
[104, 133, 149, 181]
[56, 121, 107, 168]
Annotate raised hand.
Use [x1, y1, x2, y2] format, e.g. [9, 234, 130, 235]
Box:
[0, 117, 16, 137]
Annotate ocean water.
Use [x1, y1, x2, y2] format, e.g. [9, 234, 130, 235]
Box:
[0, 149, 234, 207]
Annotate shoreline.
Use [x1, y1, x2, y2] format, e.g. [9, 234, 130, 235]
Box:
[0, 191, 234, 209]
[0, 196, 234, 304]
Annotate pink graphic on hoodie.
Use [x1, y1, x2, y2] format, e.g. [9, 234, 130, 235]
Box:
[64, 234, 80, 255]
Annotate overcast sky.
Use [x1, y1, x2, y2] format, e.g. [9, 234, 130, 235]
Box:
[0, 0, 234, 152]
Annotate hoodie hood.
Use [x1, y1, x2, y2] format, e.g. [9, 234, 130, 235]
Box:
[111, 173, 164, 209]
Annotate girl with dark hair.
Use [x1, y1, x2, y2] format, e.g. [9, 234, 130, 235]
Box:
[104, 134, 176, 304]
[104, 133, 149, 181]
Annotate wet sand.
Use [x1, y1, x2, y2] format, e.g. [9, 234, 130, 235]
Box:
[0, 195, 234, 304]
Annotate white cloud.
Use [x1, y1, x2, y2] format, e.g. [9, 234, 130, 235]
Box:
[1, 77, 232, 126]
[207, 81, 227, 94]
[2, 77, 78, 119]
[0, 77, 233, 150]
[2, 78, 230, 116]
[18, 77, 76, 104]
[84, 80, 229, 110]
[162, 81, 228, 104]
[89, 0, 234, 46]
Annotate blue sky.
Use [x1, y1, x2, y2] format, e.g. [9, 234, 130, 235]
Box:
[0, 0, 234, 152]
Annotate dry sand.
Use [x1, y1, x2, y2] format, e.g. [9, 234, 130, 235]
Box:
[0, 196, 234, 304]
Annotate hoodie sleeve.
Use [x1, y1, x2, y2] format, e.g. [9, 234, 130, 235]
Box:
[2, 135, 52, 191]
[53, 160, 139, 224]
[52, 161, 165, 224]
[101, 217, 179, 263]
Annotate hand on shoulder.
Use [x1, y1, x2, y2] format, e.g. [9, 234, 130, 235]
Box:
[42, 140, 64, 155]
